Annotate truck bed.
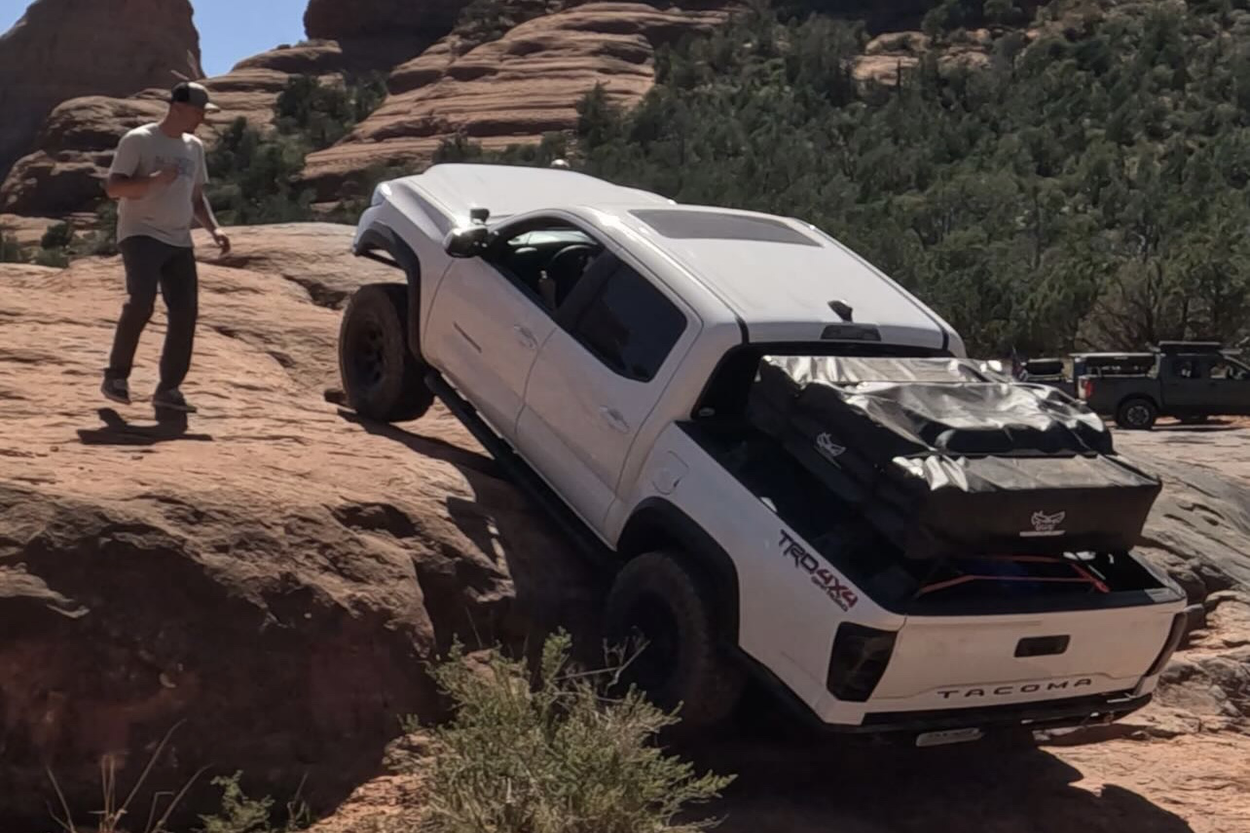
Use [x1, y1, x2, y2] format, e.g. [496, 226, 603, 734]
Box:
[683, 419, 1178, 616]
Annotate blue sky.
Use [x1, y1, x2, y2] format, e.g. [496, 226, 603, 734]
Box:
[0, 0, 307, 77]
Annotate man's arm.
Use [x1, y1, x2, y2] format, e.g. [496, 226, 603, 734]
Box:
[193, 183, 231, 254]
[105, 168, 178, 200]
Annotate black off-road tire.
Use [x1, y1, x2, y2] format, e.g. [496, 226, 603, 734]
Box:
[604, 551, 746, 729]
[338, 283, 433, 422]
[1116, 397, 1158, 431]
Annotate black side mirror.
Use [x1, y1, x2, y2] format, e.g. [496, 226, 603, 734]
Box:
[444, 207, 492, 258]
[444, 224, 490, 258]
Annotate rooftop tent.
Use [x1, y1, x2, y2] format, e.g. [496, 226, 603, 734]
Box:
[746, 356, 1162, 560]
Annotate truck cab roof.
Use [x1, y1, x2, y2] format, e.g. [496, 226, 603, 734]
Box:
[392, 164, 964, 358]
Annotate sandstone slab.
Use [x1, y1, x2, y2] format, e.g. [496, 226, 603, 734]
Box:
[0, 224, 594, 827]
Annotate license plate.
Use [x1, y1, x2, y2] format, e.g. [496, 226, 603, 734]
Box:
[915, 728, 984, 748]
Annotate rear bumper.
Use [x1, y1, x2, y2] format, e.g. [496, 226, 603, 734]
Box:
[850, 689, 1152, 734]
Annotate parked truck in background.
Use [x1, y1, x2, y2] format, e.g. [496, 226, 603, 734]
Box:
[1077, 342, 1250, 430]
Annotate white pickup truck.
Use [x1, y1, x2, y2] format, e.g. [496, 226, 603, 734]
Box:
[338, 163, 1194, 746]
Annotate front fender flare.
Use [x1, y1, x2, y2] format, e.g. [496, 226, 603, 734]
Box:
[355, 225, 422, 360]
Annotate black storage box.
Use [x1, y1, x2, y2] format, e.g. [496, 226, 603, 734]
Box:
[746, 356, 1163, 559]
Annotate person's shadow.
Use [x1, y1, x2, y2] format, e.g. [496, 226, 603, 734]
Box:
[76, 408, 214, 446]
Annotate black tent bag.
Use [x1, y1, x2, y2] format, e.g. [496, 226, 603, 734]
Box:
[746, 356, 1162, 559]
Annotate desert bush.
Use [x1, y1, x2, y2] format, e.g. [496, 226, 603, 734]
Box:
[33, 246, 70, 267]
[40, 221, 74, 250]
[195, 772, 311, 833]
[415, 631, 734, 833]
[0, 231, 23, 263]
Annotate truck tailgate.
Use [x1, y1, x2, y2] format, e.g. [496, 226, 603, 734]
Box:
[870, 605, 1176, 711]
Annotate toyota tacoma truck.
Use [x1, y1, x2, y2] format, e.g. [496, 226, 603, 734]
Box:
[337, 163, 1194, 747]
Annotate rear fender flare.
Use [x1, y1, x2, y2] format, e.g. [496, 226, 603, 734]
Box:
[356, 225, 422, 359]
[617, 498, 741, 644]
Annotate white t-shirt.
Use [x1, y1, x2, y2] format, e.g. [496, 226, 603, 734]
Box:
[108, 123, 209, 248]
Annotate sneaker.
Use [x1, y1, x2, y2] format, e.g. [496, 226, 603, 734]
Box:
[101, 376, 131, 405]
[152, 388, 198, 413]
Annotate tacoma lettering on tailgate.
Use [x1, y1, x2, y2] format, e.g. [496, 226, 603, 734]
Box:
[779, 530, 859, 612]
[936, 678, 1094, 699]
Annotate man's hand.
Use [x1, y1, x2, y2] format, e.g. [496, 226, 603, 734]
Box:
[211, 229, 231, 255]
[152, 166, 179, 187]
[106, 166, 178, 200]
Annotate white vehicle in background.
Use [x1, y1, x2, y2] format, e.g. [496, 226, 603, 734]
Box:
[337, 163, 1194, 745]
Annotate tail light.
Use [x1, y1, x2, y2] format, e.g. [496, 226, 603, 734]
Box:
[1144, 611, 1190, 677]
[826, 623, 898, 702]
[1081, 378, 1095, 400]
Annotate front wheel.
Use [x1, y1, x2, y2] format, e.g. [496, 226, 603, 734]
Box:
[1116, 397, 1158, 431]
[338, 283, 434, 422]
[604, 551, 746, 729]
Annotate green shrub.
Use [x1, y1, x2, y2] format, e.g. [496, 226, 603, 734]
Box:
[204, 72, 389, 227]
[195, 772, 310, 833]
[40, 221, 74, 250]
[91, 201, 120, 255]
[33, 247, 69, 268]
[416, 631, 734, 833]
[0, 232, 23, 263]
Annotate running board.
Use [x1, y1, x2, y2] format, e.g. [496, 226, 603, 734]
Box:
[424, 371, 618, 572]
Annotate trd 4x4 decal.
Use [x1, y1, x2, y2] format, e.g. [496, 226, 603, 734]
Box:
[779, 530, 859, 611]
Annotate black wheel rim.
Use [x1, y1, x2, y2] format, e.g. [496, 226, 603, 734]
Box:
[350, 316, 387, 393]
[620, 594, 681, 698]
[1126, 404, 1150, 427]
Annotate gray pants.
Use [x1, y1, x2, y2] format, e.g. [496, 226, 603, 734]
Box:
[106, 235, 198, 393]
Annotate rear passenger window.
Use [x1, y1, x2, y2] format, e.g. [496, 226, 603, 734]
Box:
[572, 264, 686, 382]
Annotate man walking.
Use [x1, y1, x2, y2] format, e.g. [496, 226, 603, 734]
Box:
[101, 81, 231, 413]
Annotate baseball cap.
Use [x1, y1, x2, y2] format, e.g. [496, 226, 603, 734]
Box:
[170, 81, 220, 112]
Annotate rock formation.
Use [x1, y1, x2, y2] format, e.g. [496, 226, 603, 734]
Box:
[0, 0, 204, 185]
[305, 0, 474, 42]
[0, 34, 432, 217]
[300, 1, 732, 199]
[0, 224, 598, 827]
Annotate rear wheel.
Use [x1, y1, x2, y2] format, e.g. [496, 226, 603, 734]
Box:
[604, 551, 746, 729]
[1116, 397, 1157, 430]
[338, 283, 434, 422]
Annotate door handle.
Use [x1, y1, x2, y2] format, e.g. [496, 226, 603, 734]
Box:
[513, 325, 538, 350]
[599, 407, 631, 433]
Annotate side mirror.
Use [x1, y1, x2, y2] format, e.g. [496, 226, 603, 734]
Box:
[443, 224, 490, 258]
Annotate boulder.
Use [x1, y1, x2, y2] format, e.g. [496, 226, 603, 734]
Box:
[304, 0, 475, 42]
[0, 33, 434, 218]
[0, 0, 203, 183]
[0, 224, 596, 827]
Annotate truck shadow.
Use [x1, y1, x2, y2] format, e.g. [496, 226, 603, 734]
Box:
[687, 724, 1194, 833]
[336, 408, 606, 654]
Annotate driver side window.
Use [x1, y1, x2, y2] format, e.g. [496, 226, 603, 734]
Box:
[483, 219, 605, 316]
[1211, 360, 1250, 381]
